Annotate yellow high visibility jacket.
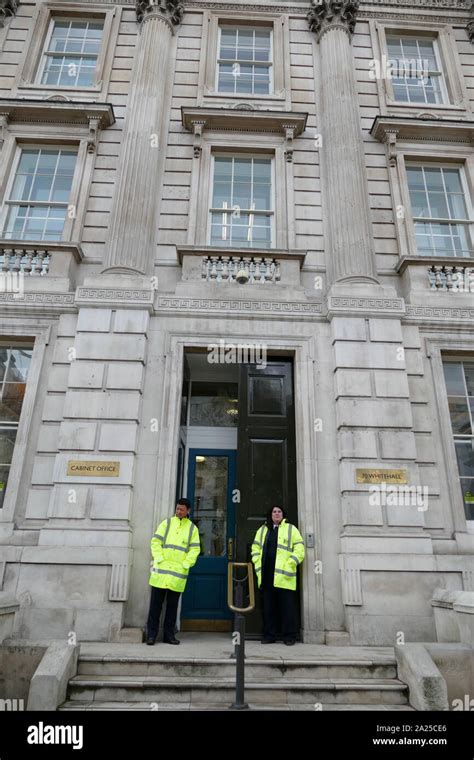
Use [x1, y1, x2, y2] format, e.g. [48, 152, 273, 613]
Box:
[149, 515, 200, 593]
[251, 519, 305, 591]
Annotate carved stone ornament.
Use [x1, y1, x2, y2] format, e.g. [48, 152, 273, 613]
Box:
[136, 0, 184, 26]
[0, 0, 18, 28]
[307, 0, 359, 41]
[467, 18, 474, 42]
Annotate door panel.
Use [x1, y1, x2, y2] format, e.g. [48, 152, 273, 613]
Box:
[236, 360, 297, 633]
[181, 449, 236, 623]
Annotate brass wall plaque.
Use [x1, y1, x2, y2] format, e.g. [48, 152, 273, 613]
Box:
[67, 461, 120, 477]
[356, 468, 408, 485]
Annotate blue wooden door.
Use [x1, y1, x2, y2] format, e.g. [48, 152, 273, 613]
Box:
[181, 449, 236, 621]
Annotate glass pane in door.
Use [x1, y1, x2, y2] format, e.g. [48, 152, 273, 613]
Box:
[193, 455, 228, 557]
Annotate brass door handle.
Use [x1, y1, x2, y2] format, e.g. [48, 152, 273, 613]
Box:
[228, 537, 234, 560]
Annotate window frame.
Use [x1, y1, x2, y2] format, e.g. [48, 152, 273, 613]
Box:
[0, 344, 34, 510]
[1, 145, 80, 243]
[199, 11, 289, 107]
[386, 145, 474, 263]
[427, 340, 474, 535]
[208, 152, 275, 250]
[371, 20, 471, 116]
[12, 3, 118, 99]
[215, 25, 274, 97]
[0, 135, 93, 245]
[36, 16, 105, 89]
[385, 33, 448, 106]
[0, 324, 50, 527]
[404, 161, 473, 258]
[441, 356, 474, 522]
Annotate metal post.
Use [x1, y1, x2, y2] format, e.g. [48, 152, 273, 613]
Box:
[232, 582, 247, 710]
[227, 563, 255, 711]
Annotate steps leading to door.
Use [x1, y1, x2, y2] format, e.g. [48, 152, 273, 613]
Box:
[58, 642, 414, 711]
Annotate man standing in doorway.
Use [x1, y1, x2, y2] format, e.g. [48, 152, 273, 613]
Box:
[146, 498, 200, 645]
[251, 505, 305, 645]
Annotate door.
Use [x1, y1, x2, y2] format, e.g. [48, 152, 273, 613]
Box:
[181, 449, 236, 628]
[236, 359, 298, 632]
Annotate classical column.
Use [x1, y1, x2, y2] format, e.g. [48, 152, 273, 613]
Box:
[102, 0, 183, 275]
[308, 0, 378, 285]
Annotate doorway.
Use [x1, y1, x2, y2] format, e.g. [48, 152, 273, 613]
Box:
[178, 351, 298, 634]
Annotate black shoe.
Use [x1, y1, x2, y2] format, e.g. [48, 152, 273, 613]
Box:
[146, 638, 155, 646]
[284, 639, 295, 646]
[164, 637, 180, 645]
[261, 638, 276, 644]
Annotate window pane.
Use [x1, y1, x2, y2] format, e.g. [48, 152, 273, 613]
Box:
[455, 440, 474, 477]
[461, 479, 474, 520]
[464, 364, 474, 396]
[0, 428, 17, 507]
[448, 398, 471, 434]
[443, 362, 465, 396]
[190, 382, 238, 427]
[4, 349, 32, 383]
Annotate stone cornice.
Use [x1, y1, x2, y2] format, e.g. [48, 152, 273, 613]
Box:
[307, 0, 359, 39]
[182, 106, 307, 134]
[370, 114, 474, 144]
[136, 0, 184, 25]
[0, 99, 115, 151]
[60, 0, 472, 12]
[0, 0, 18, 28]
[177, 244, 307, 265]
[0, 99, 115, 127]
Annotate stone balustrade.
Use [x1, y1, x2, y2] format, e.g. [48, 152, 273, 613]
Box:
[0, 241, 83, 289]
[428, 265, 474, 292]
[201, 256, 281, 284]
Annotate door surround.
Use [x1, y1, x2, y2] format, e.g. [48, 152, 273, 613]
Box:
[152, 333, 326, 642]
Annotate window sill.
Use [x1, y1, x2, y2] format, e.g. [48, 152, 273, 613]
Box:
[397, 255, 474, 274]
[202, 90, 286, 103]
[386, 100, 469, 114]
[17, 83, 102, 94]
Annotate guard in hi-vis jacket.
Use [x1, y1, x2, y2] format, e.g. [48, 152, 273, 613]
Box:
[145, 498, 200, 645]
[251, 505, 305, 645]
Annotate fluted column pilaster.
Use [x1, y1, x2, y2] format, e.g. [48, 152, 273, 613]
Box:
[308, 0, 378, 285]
[103, 0, 183, 275]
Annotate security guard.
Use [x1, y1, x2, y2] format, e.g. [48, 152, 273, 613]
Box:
[251, 505, 305, 645]
[146, 498, 200, 645]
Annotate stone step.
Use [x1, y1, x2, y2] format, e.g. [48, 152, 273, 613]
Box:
[67, 675, 409, 705]
[59, 700, 415, 711]
[77, 656, 397, 681]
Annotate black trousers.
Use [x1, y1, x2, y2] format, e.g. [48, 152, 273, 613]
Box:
[261, 584, 297, 642]
[146, 586, 181, 641]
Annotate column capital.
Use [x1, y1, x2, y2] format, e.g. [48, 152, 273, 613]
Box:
[307, 0, 359, 42]
[467, 19, 474, 43]
[136, 0, 184, 29]
[0, 0, 18, 28]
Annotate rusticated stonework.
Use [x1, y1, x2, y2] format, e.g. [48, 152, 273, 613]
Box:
[136, 0, 184, 25]
[308, 0, 359, 40]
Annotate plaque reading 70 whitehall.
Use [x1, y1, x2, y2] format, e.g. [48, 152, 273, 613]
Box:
[356, 468, 408, 485]
[67, 461, 120, 477]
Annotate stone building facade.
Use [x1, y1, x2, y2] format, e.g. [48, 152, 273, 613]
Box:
[0, 0, 473, 645]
